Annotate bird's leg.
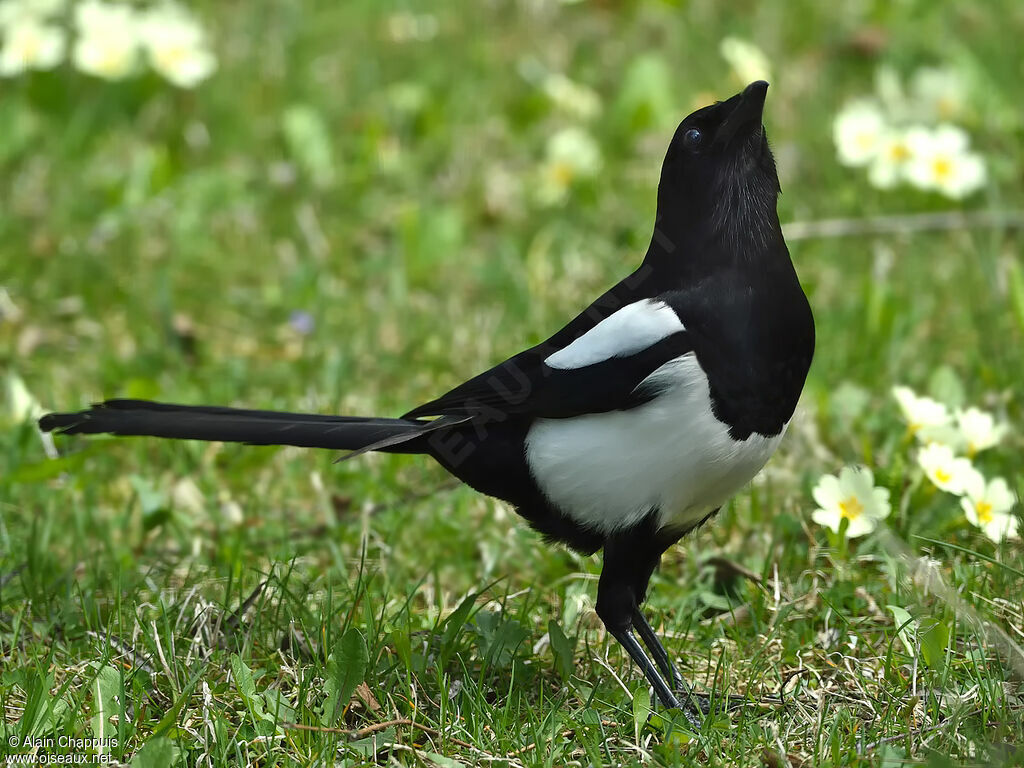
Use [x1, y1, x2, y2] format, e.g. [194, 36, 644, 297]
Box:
[632, 608, 715, 718]
[631, 607, 684, 691]
[606, 625, 683, 712]
[597, 533, 702, 728]
[632, 607, 751, 716]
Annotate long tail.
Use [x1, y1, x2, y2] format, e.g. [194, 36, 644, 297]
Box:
[38, 399, 460, 456]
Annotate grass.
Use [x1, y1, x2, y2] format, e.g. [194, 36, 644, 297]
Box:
[2, 0, 1024, 765]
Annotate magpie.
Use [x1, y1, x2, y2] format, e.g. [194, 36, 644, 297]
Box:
[40, 81, 814, 720]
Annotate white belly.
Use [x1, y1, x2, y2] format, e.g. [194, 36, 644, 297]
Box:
[524, 354, 785, 534]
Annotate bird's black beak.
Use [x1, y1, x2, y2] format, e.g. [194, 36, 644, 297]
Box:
[714, 80, 768, 149]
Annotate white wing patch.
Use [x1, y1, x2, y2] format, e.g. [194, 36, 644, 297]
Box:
[544, 299, 684, 370]
[525, 354, 786, 534]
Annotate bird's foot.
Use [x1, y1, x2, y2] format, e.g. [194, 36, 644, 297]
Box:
[675, 686, 786, 716]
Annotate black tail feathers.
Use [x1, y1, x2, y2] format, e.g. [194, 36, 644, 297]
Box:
[38, 399, 454, 456]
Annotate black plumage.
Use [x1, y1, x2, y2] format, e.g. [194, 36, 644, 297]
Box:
[40, 81, 814, 722]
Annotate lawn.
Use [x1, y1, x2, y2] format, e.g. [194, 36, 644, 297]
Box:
[2, 1, 1023, 766]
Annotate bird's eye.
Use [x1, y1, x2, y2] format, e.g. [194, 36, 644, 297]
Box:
[683, 128, 703, 149]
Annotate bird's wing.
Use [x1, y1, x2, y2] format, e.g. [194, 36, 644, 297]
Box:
[404, 298, 692, 420]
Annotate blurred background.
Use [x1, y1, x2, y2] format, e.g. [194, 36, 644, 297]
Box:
[1, 0, 1023, 764]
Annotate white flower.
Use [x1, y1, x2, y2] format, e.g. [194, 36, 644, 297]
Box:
[811, 466, 891, 538]
[867, 126, 928, 189]
[960, 475, 1018, 543]
[892, 385, 951, 432]
[905, 125, 986, 199]
[917, 443, 982, 496]
[536, 127, 601, 206]
[73, 0, 140, 80]
[954, 407, 1009, 457]
[0, 17, 64, 75]
[911, 66, 966, 122]
[543, 73, 600, 120]
[873, 65, 909, 123]
[719, 37, 770, 85]
[137, 3, 216, 88]
[0, 0, 65, 26]
[915, 423, 966, 452]
[6, 372, 45, 422]
[833, 101, 887, 168]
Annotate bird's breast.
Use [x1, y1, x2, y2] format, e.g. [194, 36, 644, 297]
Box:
[524, 353, 785, 535]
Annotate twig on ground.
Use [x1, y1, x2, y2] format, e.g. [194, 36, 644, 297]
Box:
[782, 210, 1024, 241]
[282, 719, 481, 754]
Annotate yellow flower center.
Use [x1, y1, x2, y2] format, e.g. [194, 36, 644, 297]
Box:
[839, 496, 863, 521]
[975, 500, 993, 524]
[934, 468, 952, 484]
[157, 45, 189, 70]
[550, 161, 574, 187]
[888, 143, 911, 163]
[932, 157, 953, 181]
[17, 36, 42, 61]
[856, 133, 874, 150]
[98, 49, 127, 74]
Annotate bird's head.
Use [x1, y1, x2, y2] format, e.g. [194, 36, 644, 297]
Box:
[656, 81, 782, 252]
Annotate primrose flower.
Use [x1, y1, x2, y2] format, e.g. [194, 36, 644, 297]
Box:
[867, 127, 928, 189]
[7, 372, 45, 423]
[137, 3, 216, 88]
[73, 0, 140, 80]
[960, 475, 1018, 543]
[954, 407, 1008, 457]
[905, 125, 985, 199]
[536, 127, 601, 206]
[811, 466, 891, 538]
[719, 37, 770, 85]
[915, 423, 966, 452]
[543, 73, 601, 120]
[911, 66, 966, 122]
[0, 0, 65, 26]
[892, 386, 950, 433]
[833, 101, 887, 167]
[917, 443, 981, 496]
[0, 17, 64, 75]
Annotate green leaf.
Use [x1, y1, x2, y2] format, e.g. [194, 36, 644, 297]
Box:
[886, 605, 917, 657]
[3, 450, 93, 485]
[18, 670, 70, 737]
[130, 475, 168, 516]
[1007, 258, 1024, 336]
[927, 366, 965, 410]
[124, 377, 161, 401]
[90, 665, 121, 750]
[632, 684, 651, 741]
[471, 610, 529, 669]
[614, 54, 675, 132]
[282, 104, 336, 189]
[421, 753, 465, 768]
[231, 654, 269, 723]
[879, 744, 906, 768]
[829, 382, 871, 428]
[547, 619, 575, 681]
[924, 749, 957, 768]
[151, 682, 195, 738]
[919, 618, 951, 673]
[322, 627, 369, 725]
[130, 736, 178, 768]
[261, 688, 296, 725]
[440, 591, 479, 663]
[698, 590, 733, 612]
